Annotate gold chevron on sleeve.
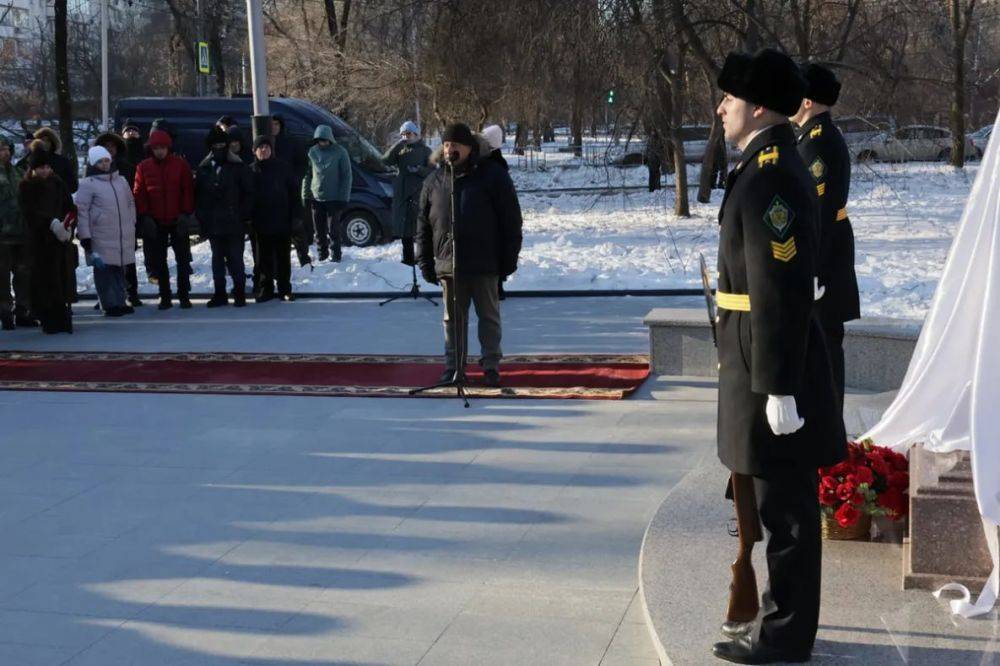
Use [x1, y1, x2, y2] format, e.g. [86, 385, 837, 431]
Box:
[770, 237, 797, 262]
[816, 182, 826, 196]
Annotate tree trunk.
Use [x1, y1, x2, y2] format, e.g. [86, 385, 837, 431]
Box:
[949, 0, 971, 168]
[698, 112, 725, 203]
[210, 27, 226, 96]
[53, 0, 75, 168]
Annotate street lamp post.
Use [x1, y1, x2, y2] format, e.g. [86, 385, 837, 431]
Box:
[100, 0, 109, 131]
[245, 0, 270, 142]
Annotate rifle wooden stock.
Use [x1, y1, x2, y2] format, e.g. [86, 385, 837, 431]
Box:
[726, 473, 763, 625]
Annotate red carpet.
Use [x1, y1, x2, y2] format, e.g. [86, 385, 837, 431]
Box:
[0, 351, 650, 400]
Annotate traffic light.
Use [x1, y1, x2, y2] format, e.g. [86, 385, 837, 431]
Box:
[607, 90, 615, 105]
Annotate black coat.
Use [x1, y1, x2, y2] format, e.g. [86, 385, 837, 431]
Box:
[18, 175, 75, 326]
[194, 152, 254, 237]
[715, 123, 846, 476]
[796, 112, 861, 328]
[250, 157, 300, 236]
[416, 152, 523, 278]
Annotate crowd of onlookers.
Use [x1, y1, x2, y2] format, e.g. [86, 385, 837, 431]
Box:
[0, 114, 520, 380]
[0, 114, 393, 334]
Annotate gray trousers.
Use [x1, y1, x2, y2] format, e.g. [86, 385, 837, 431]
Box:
[0, 243, 31, 316]
[442, 274, 502, 372]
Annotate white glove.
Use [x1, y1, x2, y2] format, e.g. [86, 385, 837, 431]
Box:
[49, 219, 71, 242]
[766, 395, 805, 435]
[813, 277, 825, 301]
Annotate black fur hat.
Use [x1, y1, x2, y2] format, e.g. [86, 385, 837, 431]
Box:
[717, 49, 807, 116]
[205, 126, 229, 148]
[801, 63, 841, 106]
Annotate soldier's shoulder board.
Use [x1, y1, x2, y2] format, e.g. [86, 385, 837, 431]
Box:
[809, 125, 823, 139]
[757, 146, 780, 168]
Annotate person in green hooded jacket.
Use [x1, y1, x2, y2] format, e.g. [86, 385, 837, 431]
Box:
[302, 125, 352, 262]
[0, 136, 32, 330]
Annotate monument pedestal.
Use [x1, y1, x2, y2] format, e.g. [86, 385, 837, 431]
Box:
[904, 444, 996, 590]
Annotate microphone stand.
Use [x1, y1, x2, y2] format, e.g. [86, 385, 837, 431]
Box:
[379, 262, 438, 307]
[409, 157, 469, 408]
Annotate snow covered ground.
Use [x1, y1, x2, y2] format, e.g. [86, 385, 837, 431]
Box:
[74, 159, 977, 321]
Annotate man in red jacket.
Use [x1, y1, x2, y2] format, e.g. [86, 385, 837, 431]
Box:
[133, 130, 195, 310]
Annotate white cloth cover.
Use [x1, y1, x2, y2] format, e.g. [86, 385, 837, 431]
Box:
[863, 107, 1000, 618]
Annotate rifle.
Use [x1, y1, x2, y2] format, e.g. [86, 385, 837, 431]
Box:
[722, 472, 763, 637]
[699, 253, 717, 347]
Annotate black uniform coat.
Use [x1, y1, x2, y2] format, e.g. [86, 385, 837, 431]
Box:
[796, 112, 861, 328]
[383, 139, 432, 239]
[416, 150, 523, 278]
[716, 123, 846, 475]
[18, 175, 75, 329]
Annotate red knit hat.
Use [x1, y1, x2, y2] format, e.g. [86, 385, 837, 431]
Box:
[146, 129, 172, 150]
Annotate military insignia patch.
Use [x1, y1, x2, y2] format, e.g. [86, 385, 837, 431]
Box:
[771, 237, 797, 262]
[758, 146, 780, 168]
[816, 183, 826, 196]
[809, 157, 826, 181]
[810, 125, 823, 138]
[763, 195, 795, 238]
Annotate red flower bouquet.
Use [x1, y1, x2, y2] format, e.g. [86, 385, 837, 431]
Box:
[818, 439, 909, 528]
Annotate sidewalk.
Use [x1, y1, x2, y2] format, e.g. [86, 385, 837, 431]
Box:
[0, 297, 695, 665]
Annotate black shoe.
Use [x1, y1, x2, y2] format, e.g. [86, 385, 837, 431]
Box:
[179, 296, 192, 309]
[318, 248, 330, 262]
[1, 314, 14, 331]
[15, 315, 38, 328]
[158, 297, 173, 311]
[128, 295, 144, 307]
[483, 369, 501, 388]
[712, 637, 810, 664]
[256, 291, 275, 304]
[437, 369, 467, 384]
[206, 294, 228, 308]
[122, 305, 135, 315]
[233, 293, 247, 308]
[104, 307, 126, 317]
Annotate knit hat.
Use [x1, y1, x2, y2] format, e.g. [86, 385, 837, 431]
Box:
[442, 123, 475, 147]
[225, 125, 244, 145]
[253, 135, 272, 151]
[87, 145, 112, 166]
[146, 129, 172, 150]
[27, 148, 51, 170]
[150, 118, 175, 138]
[400, 120, 420, 136]
[482, 125, 504, 150]
[217, 115, 237, 128]
[205, 126, 229, 148]
[121, 118, 140, 133]
[800, 63, 841, 107]
[718, 49, 806, 117]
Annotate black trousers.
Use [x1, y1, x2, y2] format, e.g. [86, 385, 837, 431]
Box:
[124, 263, 139, 301]
[257, 233, 292, 296]
[825, 322, 846, 408]
[151, 225, 192, 297]
[311, 200, 344, 258]
[209, 234, 246, 296]
[753, 465, 821, 655]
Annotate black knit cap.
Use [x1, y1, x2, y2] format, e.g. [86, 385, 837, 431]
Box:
[442, 123, 475, 147]
[253, 135, 272, 151]
[121, 117, 140, 133]
[717, 48, 807, 116]
[801, 63, 841, 106]
[226, 125, 244, 145]
[205, 126, 229, 147]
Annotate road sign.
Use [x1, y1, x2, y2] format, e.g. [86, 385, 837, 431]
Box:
[197, 41, 211, 74]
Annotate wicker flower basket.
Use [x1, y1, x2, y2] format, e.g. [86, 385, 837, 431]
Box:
[822, 513, 871, 541]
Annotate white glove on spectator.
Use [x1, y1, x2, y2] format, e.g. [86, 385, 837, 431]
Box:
[49, 219, 71, 242]
[766, 395, 805, 435]
[814, 277, 825, 301]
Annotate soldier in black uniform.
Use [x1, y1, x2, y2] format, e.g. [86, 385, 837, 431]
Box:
[711, 49, 847, 664]
[791, 64, 861, 407]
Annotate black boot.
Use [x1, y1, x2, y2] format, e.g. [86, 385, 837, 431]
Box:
[14, 314, 38, 328]
[206, 293, 229, 308]
[1, 313, 14, 330]
[178, 295, 192, 309]
[158, 296, 173, 310]
[233, 291, 247, 308]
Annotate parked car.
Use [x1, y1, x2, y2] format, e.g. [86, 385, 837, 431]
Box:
[675, 125, 740, 163]
[113, 96, 393, 246]
[833, 116, 890, 148]
[968, 124, 993, 160]
[853, 125, 976, 163]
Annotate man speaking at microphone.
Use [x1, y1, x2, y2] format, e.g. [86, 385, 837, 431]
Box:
[416, 123, 523, 388]
[712, 49, 846, 664]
